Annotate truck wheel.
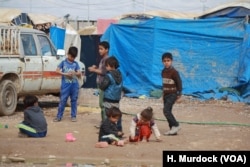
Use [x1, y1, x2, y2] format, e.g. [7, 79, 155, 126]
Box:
[0, 80, 17, 116]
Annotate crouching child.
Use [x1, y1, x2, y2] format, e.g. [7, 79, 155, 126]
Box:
[17, 95, 47, 138]
[129, 107, 161, 142]
[95, 107, 126, 148]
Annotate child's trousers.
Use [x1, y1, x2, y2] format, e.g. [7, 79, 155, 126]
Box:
[163, 93, 179, 128]
[129, 124, 152, 142]
[57, 82, 79, 119]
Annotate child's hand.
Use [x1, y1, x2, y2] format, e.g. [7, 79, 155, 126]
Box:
[88, 65, 97, 72]
[130, 136, 135, 140]
[69, 71, 76, 76]
[88, 66, 93, 71]
[65, 72, 74, 79]
[64, 72, 72, 77]
[156, 138, 162, 142]
[176, 96, 182, 103]
[117, 131, 124, 137]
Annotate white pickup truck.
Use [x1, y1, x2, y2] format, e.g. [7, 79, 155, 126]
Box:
[0, 26, 85, 116]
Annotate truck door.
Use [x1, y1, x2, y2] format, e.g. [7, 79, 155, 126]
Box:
[37, 35, 62, 92]
[21, 34, 43, 91]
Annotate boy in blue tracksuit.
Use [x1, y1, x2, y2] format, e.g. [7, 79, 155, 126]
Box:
[53, 46, 81, 122]
[99, 56, 123, 131]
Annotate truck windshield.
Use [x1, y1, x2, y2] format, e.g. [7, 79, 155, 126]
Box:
[38, 35, 57, 56]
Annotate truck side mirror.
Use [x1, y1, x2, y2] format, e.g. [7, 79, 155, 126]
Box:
[56, 49, 65, 59]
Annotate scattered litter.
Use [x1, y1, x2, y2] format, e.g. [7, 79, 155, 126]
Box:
[1, 155, 7, 162]
[104, 158, 110, 165]
[65, 133, 76, 142]
[8, 156, 25, 162]
[48, 155, 56, 159]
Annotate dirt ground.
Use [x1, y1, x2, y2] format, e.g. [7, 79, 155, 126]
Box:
[0, 88, 250, 167]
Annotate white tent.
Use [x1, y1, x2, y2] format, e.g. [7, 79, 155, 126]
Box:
[64, 23, 81, 61]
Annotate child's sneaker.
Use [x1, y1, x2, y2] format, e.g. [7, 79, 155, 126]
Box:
[94, 121, 102, 129]
[71, 117, 77, 122]
[18, 132, 28, 138]
[94, 125, 100, 129]
[165, 126, 181, 135]
[53, 117, 61, 122]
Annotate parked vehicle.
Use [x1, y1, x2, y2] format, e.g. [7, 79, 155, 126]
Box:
[0, 26, 85, 116]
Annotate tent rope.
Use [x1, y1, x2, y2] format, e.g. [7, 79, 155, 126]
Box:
[122, 111, 250, 127]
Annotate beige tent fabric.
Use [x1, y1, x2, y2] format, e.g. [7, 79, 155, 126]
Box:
[0, 23, 10, 26]
[146, 10, 198, 19]
[78, 26, 97, 35]
[115, 10, 198, 20]
[0, 8, 21, 23]
[198, 1, 250, 18]
[0, 8, 59, 25]
[0, 8, 81, 60]
[27, 13, 59, 25]
[116, 1, 250, 20]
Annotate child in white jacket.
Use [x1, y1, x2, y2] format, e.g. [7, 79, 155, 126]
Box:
[129, 107, 161, 142]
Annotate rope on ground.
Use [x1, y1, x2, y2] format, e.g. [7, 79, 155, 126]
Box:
[122, 111, 250, 127]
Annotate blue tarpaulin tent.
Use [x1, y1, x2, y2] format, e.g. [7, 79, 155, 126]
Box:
[101, 16, 250, 103]
[50, 26, 66, 50]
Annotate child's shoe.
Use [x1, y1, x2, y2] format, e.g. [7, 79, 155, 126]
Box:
[18, 132, 28, 138]
[71, 117, 77, 122]
[53, 117, 61, 122]
[164, 126, 181, 135]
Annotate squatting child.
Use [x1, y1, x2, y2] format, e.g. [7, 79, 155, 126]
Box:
[129, 107, 161, 142]
[18, 95, 47, 138]
[95, 107, 125, 148]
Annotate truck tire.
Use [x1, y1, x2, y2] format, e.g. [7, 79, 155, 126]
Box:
[0, 80, 17, 116]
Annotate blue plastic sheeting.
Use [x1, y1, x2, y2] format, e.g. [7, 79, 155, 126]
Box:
[50, 26, 66, 50]
[101, 17, 250, 103]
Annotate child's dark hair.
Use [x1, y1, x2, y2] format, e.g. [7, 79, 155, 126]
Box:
[162, 52, 173, 61]
[140, 107, 153, 121]
[23, 95, 38, 108]
[107, 106, 122, 118]
[68, 46, 78, 58]
[99, 41, 110, 50]
[105, 56, 119, 69]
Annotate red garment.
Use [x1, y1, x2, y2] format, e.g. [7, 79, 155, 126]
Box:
[129, 121, 152, 142]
